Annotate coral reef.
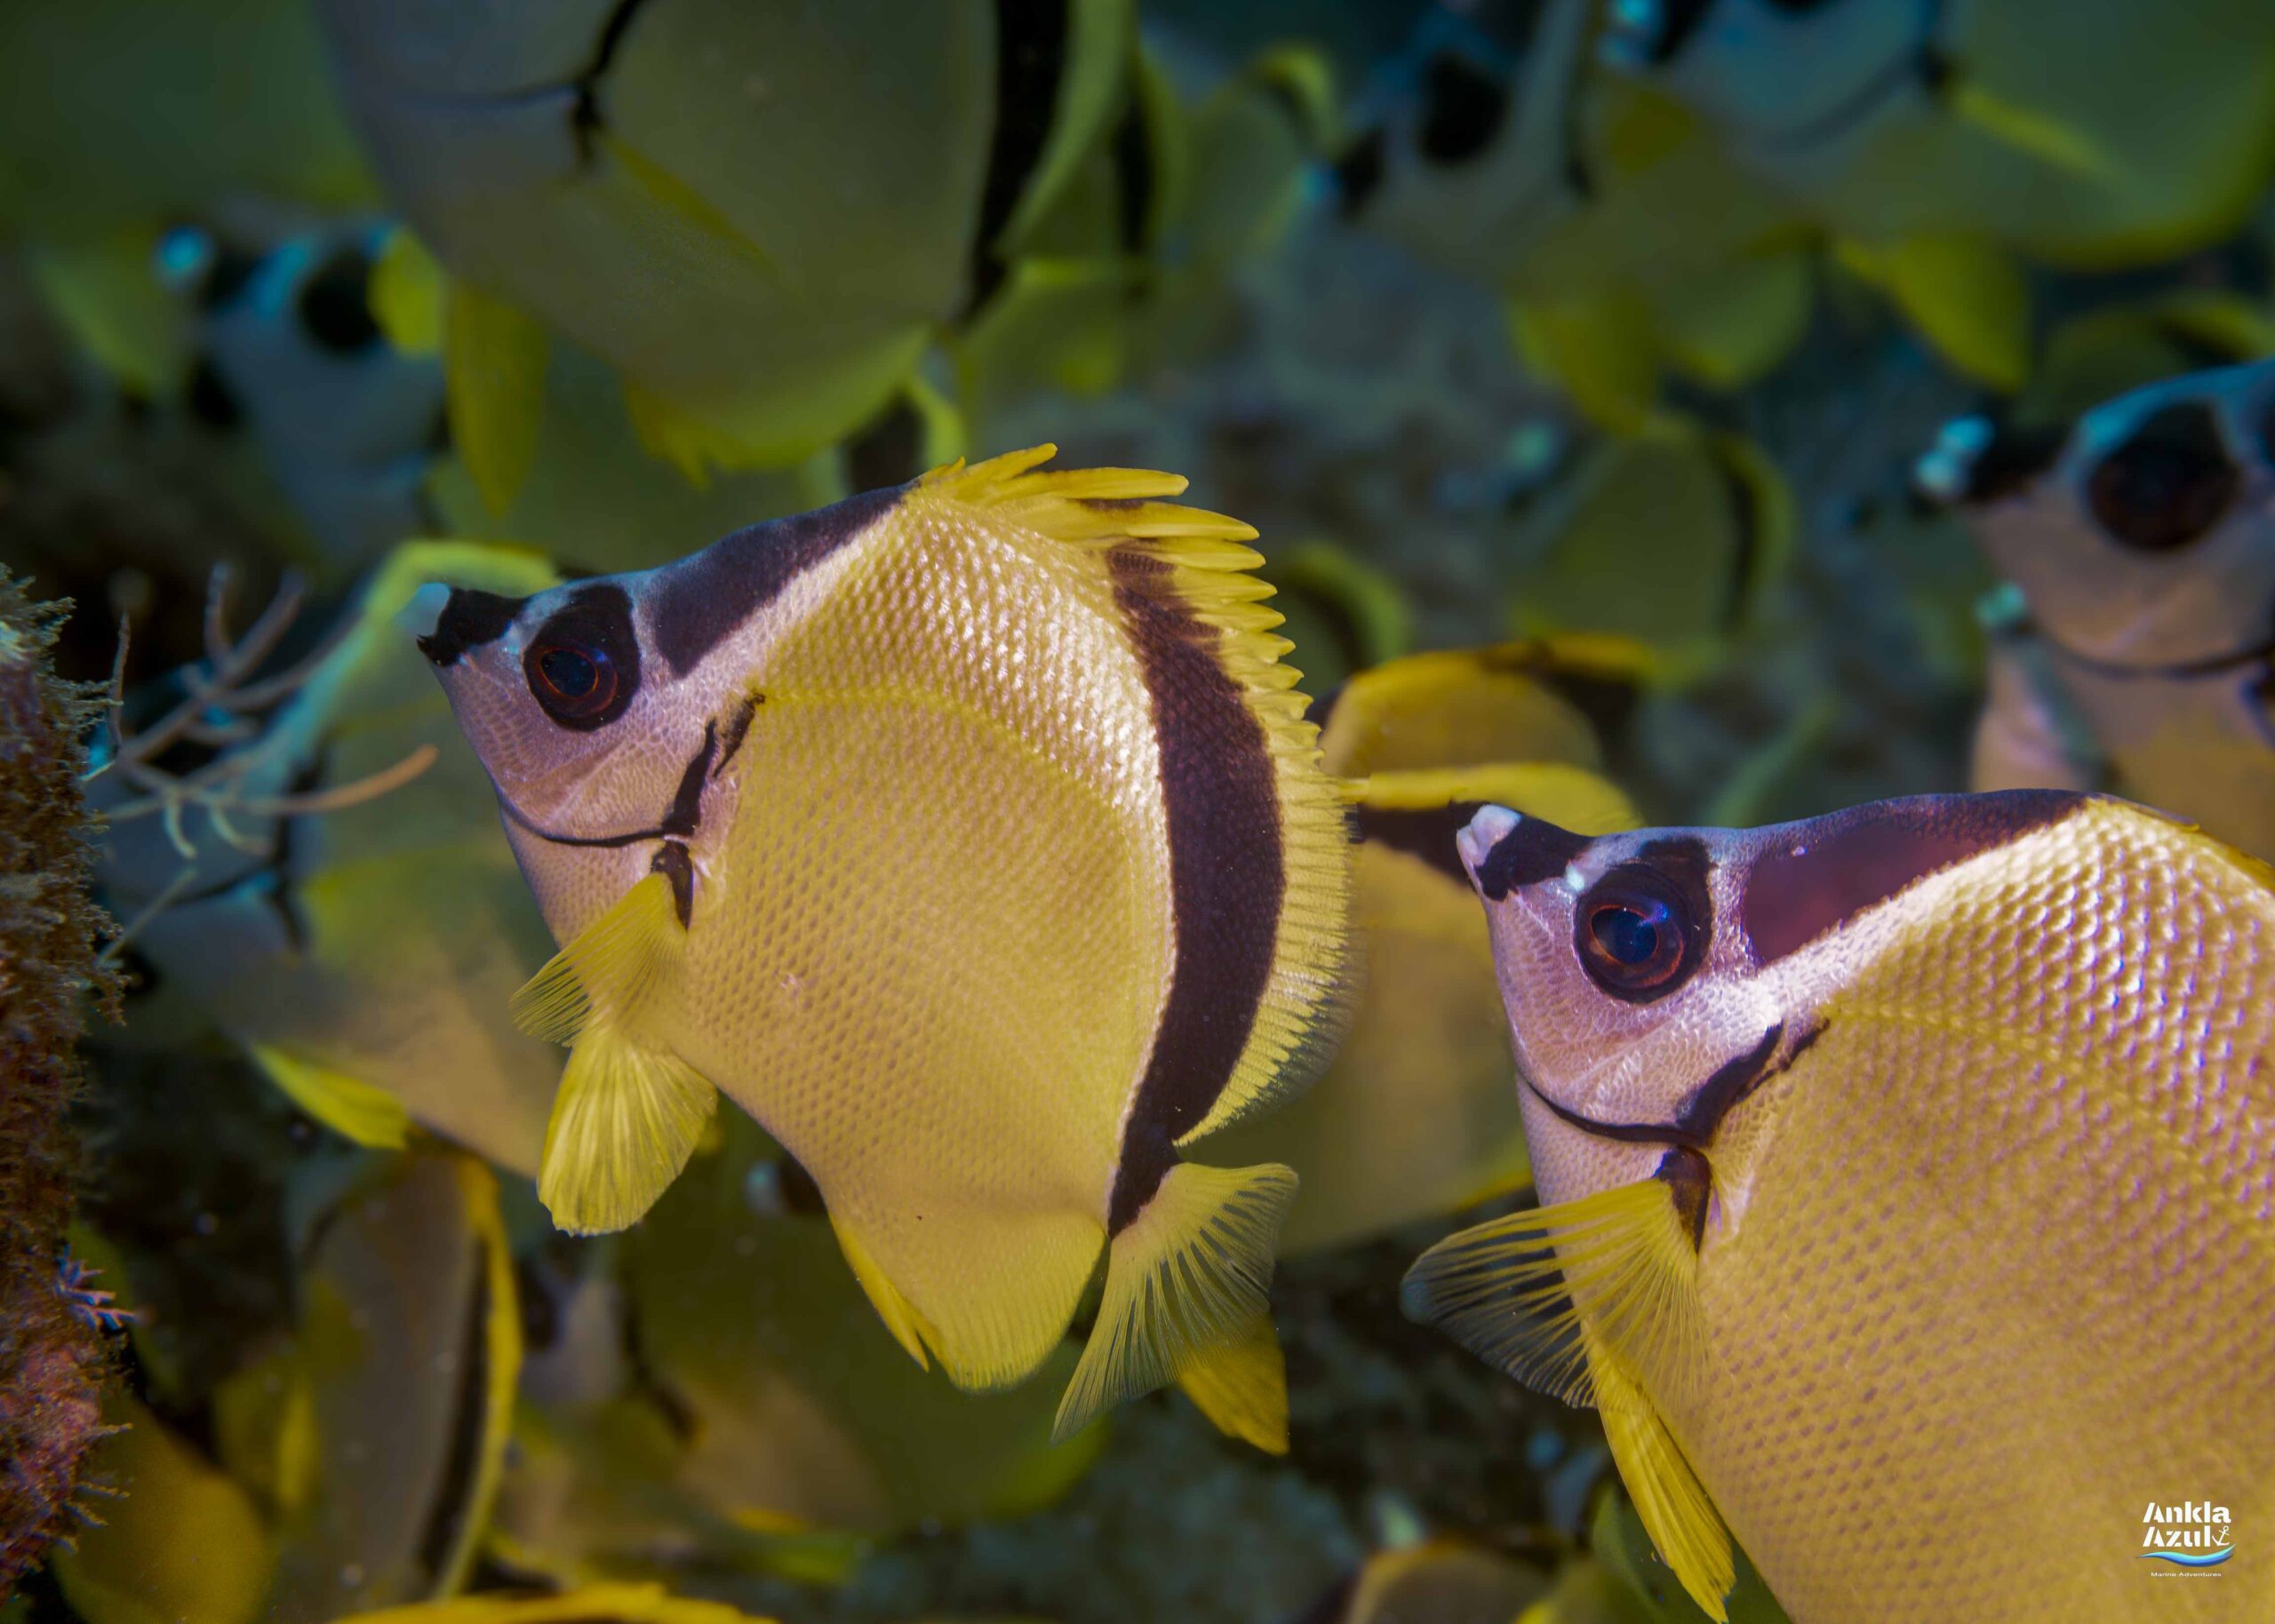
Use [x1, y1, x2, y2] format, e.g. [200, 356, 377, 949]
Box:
[0, 574, 117, 1587]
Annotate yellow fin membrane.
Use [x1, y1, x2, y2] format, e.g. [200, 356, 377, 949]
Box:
[1400, 1179, 1705, 1411]
[830, 1216, 939, 1372]
[1596, 1351, 1736, 1622]
[512, 872, 714, 1234]
[1174, 1309, 1289, 1454]
[1840, 235, 2030, 392]
[1405, 1180, 1729, 1617]
[1054, 1161, 1297, 1445]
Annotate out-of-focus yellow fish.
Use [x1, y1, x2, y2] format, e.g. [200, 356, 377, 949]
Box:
[0, 0, 371, 393]
[412, 447, 1357, 1449]
[1343, 0, 1816, 429]
[1409, 790, 2275, 1620]
[95, 543, 566, 1172]
[1293, 1538, 1550, 1624]
[341, 1583, 778, 1624]
[1598, 0, 2275, 388]
[315, 0, 1134, 490]
[60, 1146, 520, 1624]
[1916, 358, 2275, 860]
[1202, 644, 1643, 1254]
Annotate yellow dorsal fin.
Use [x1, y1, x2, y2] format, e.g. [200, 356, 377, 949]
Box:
[1055, 1161, 1297, 1445]
[1400, 1178, 1705, 1408]
[919, 447, 1359, 1144]
[830, 1216, 938, 1372]
[1358, 762, 1642, 838]
[1173, 1308, 1289, 1454]
[514, 873, 714, 1234]
[1595, 1353, 1736, 1621]
[445, 277, 549, 515]
[248, 1044, 412, 1150]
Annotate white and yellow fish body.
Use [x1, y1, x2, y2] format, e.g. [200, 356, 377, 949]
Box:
[415, 447, 1355, 1445]
[1920, 359, 2275, 861]
[1411, 791, 2275, 1622]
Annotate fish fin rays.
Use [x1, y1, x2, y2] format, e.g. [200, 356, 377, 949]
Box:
[537, 1031, 714, 1236]
[1173, 1308, 1289, 1454]
[1400, 1178, 1707, 1410]
[1597, 1354, 1736, 1622]
[919, 446, 1359, 1143]
[515, 872, 714, 1235]
[1055, 1161, 1297, 1447]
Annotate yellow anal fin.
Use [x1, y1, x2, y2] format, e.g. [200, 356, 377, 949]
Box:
[1174, 1309, 1288, 1454]
[249, 1045, 411, 1150]
[514, 872, 713, 1234]
[831, 1217, 938, 1372]
[1056, 1161, 1296, 1445]
[1595, 1351, 1735, 1622]
[1400, 1177, 1704, 1409]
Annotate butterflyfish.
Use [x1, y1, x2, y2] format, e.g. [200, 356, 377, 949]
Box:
[1408, 791, 2275, 1621]
[414, 446, 1357, 1449]
[1917, 358, 2275, 861]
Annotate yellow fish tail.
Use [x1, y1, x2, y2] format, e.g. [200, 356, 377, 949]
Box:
[1055, 1161, 1297, 1447]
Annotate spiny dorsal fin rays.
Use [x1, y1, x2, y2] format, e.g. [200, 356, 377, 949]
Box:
[512, 872, 716, 1235]
[1054, 1162, 1297, 1444]
[1400, 1178, 1708, 1411]
[1596, 1350, 1736, 1622]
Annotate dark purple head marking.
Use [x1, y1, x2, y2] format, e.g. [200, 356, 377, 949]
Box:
[417, 588, 525, 667]
[1474, 815, 1592, 901]
[1741, 790, 2084, 967]
[646, 483, 906, 677]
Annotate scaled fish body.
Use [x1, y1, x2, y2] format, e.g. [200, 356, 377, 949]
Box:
[1409, 791, 2275, 1622]
[1919, 359, 2275, 861]
[415, 448, 1356, 1445]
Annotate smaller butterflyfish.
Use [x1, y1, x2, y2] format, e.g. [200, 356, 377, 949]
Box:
[1918, 357, 2275, 860]
[1409, 790, 2275, 1623]
[414, 446, 1358, 1451]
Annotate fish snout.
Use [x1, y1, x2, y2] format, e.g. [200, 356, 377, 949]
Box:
[1456, 804, 1521, 882]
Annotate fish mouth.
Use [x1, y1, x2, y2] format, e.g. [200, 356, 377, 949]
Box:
[1519, 1019, 1818, 1150]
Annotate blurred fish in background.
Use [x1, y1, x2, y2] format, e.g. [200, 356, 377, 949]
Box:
[4, 2, 2275, 1622]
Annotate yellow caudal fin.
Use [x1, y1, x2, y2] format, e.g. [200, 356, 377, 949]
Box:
[1174, 1309, 1289, 1454]
[512, 872, 714, 1234]
[1399, 1177, 1705, 1409]
[1596, 1354, 1736, 1621]
[445, 277, 549, 514]
[248, 1044, 412, 1150]
[1056, 1161, 1297, 1445]
[919, 449, 1360, 1142]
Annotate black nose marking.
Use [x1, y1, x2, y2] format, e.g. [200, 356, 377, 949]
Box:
[418, 588, 525, 667]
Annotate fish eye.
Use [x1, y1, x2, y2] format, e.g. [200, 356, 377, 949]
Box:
[1575, 862, 1704, 1002]
[1418, 53, 1509, 165]
[2086, 402, 2238, 553]
[522, 591, 639, 730]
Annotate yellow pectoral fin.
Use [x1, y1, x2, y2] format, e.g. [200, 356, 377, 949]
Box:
[537, 1027, 714, 1235]
[1056, 1161, 1297, 1446]
[1595, 1352, 1735, 1623]
[516, 872, 709, 1234]
[1400, 1177, 1704, 1409]
[1173, 1308, 1289, 1454]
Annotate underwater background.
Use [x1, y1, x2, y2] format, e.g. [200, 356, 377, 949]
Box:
[1, 2, 2271, 1621]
